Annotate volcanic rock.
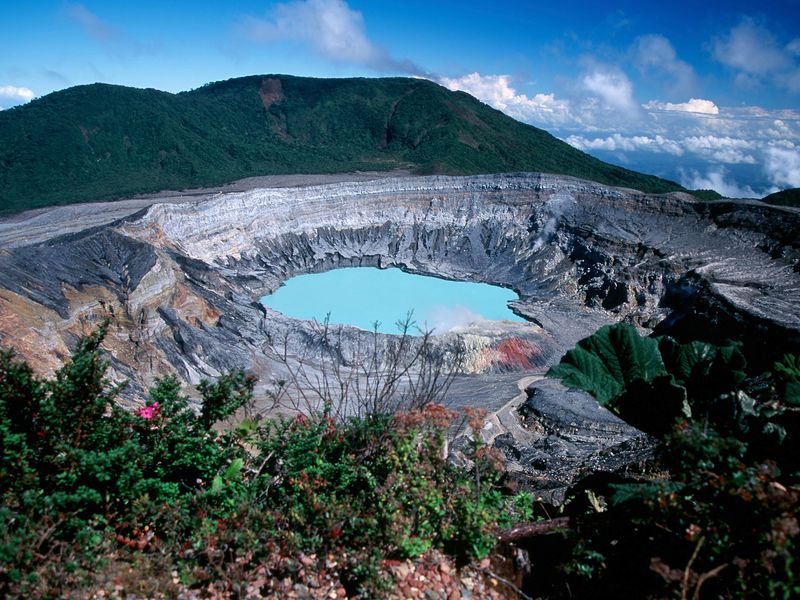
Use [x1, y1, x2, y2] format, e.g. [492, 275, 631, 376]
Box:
[1, 172, 798, 492]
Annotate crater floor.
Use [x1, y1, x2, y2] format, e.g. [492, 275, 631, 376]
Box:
[2, 172, 798, 496]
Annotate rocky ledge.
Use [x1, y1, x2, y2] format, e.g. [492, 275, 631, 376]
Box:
[1, 172, 798, 495]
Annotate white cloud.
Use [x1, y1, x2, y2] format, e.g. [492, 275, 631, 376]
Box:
[765, 119, 795, 137]
[241, 0, 418, 73]
[568, 130, 769, 165]
[436, 68, 798, 196]
[711, 150, 757, 164]
[439, 73, 521, 109]
[644, 98, 719, 115]
[680, 167, 761, 198]
[634, 34, 695, 93]
[438, 72, 573, 127]
[0, 85, 35, 108]
[764, 147, 800, 188]
[582, 67, 639, 116]
[712, 18, 800, 92]
[684, 136, 755, 153]
[567, 133, 683, 155]
[683, 135, 757, 163]
[0, 85, 34, 102]
[713, 19, 789, 74]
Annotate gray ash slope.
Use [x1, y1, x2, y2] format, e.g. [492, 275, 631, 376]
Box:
[1, 172, 798, 496]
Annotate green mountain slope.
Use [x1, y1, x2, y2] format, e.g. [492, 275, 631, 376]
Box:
[762, 188, 800, 208]
[0, 75, 683, 214]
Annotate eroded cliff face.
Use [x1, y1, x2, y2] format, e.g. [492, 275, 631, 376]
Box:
[2, 173, 799, 395]
[1, 173, 798, 493]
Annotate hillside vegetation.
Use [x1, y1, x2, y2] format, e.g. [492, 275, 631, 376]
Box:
[0, 75, 683, 214]
[1, 321, 797, 597]
[762, 188, 800, 208]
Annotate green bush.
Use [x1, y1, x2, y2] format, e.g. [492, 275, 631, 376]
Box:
[542, 322, 800, 598]
[0, 325, 527, 597]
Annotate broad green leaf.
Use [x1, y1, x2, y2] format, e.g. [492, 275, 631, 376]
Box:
[774, 354, 800, 379]
[785, 381, 800, 406]
[548, 346, 623, 405]
[547, 323, 666, 405]
[658, 338, 717, 383]
[659, 337, 747, 402]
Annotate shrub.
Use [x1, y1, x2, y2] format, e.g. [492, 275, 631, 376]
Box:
[541, 322, 800, 598]
[0, 324, 527, 597]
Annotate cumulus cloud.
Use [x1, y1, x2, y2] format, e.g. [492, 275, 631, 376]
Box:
[634, 34, 695, 93]
[682, 135, 757, 164]
[436, 66, 798, 196]
[712, 18, 800, 92]
[568, 131, 765, 165]
[440, 68, 644, 130]
[241, 0, 419, 73]
[438, 72, 573, 127]
[0, 85, 35, 109]
[567, 133, 684, 155]
[764, 147, 800, 188]
[63, 2, 118, 42]
[0, 85, 35, 102]
[644, 98, 719, 115]
[582, 66, 640, 116]
[680, 167, 761, 198]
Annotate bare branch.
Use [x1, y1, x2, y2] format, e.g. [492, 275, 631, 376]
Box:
[263, 313, 464, 420]
[497, 517, 572, 542]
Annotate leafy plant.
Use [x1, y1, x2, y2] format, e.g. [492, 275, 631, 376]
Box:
[537, 323, 800, 599]
[774, 354, 800, 405]
[547, 322, 668, 405]
[0, 325, 534, 597]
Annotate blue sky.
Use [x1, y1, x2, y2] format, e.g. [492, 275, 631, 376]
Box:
[1, 1, 799, 196]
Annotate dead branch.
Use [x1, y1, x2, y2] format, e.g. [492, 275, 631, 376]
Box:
[497, 517, 572, 542]
[263, 313, 465, 420]
[681, 536, 704, 600]
[692, 563, 728, 600]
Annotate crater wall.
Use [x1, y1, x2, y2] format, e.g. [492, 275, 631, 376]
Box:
[1, 173, 799, 405]
[2, 172, 799, 496]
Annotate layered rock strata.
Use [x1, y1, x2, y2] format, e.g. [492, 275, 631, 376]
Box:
[1, 173, 798, 492]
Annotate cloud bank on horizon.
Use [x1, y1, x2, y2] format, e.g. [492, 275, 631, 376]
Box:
[1, 0, 798, 197]
[438, 19, 800, 197]
[440, 68, 800, 196]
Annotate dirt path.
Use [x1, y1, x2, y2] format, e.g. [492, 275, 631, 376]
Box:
[480, 374, 543, 446]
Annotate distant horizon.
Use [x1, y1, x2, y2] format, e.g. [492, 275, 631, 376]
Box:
[2, 1, 798, 197]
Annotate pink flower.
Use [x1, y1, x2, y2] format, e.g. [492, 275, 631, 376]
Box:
[137, 402, 160, 420]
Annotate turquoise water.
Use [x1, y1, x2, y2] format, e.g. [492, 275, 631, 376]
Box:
[261, 267, 525, 335]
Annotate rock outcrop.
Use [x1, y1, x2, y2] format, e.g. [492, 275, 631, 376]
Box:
[1, 172, 798, 493]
